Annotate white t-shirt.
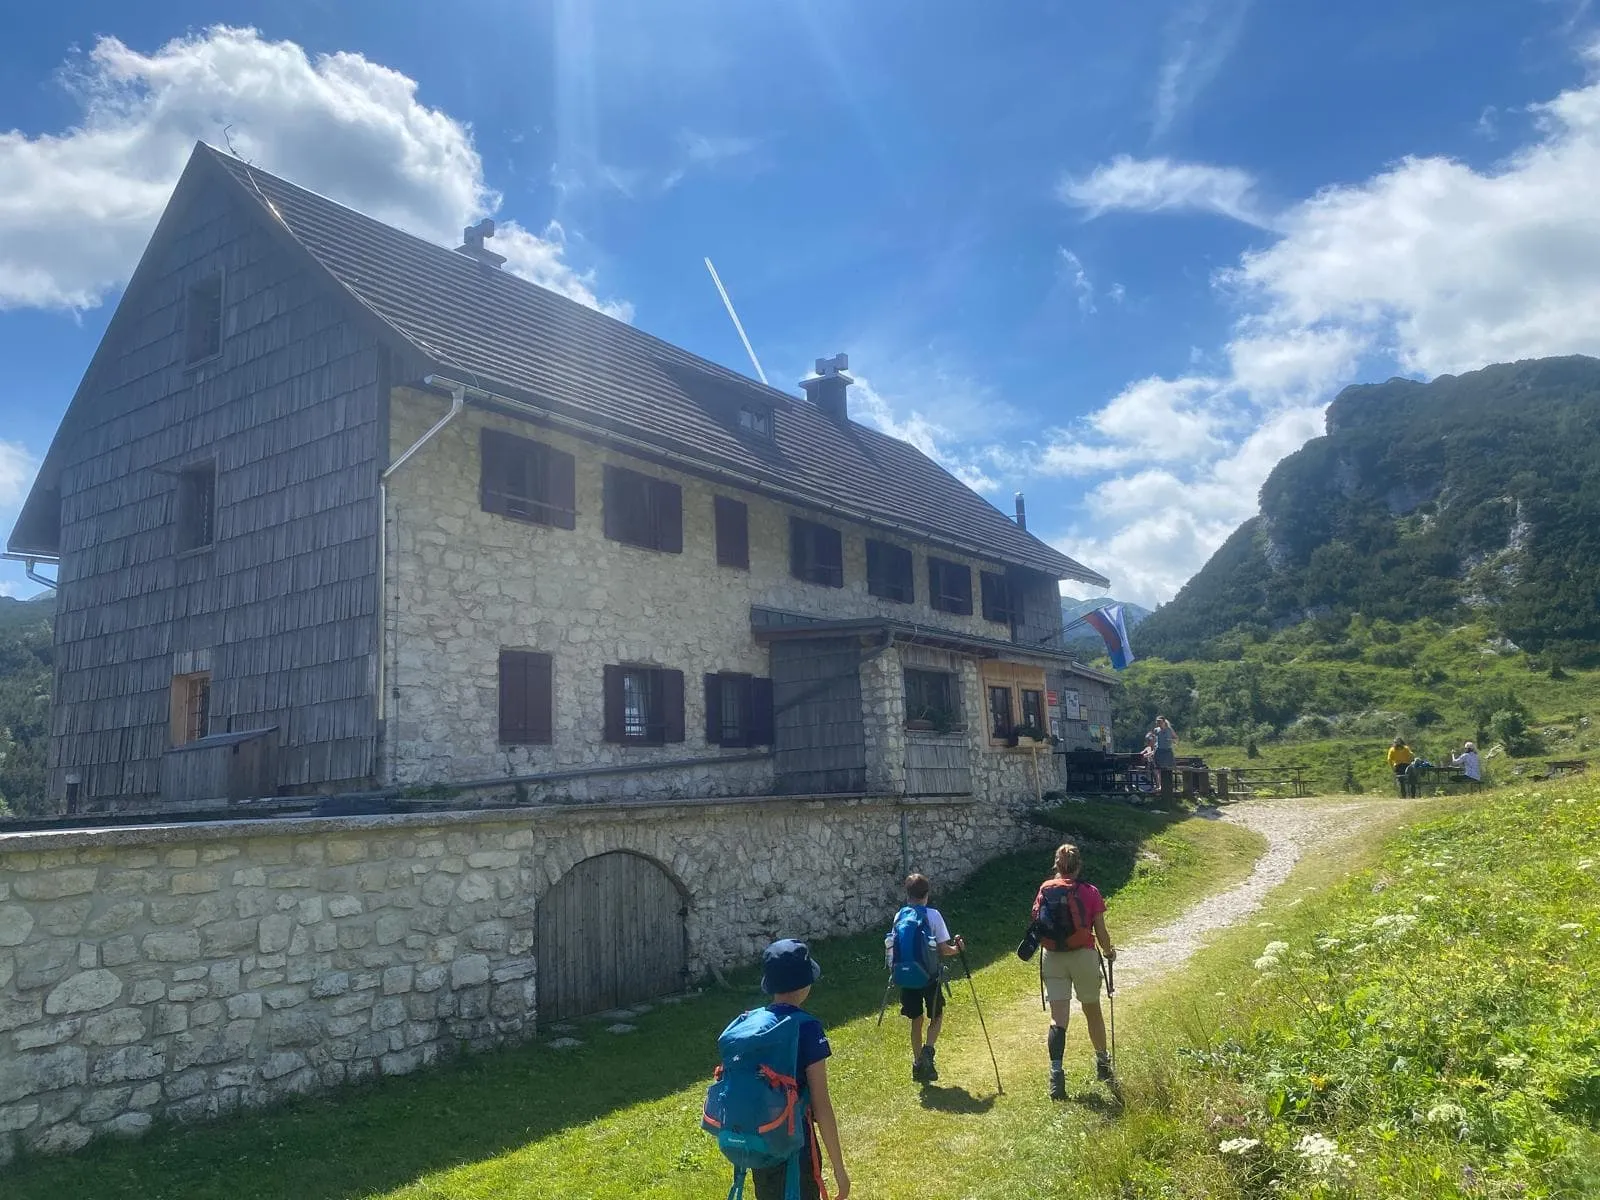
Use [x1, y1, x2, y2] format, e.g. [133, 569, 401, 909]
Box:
[922, 906, 952, 944]
[1452, 751, 1481, 781]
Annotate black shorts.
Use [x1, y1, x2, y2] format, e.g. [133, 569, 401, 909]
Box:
[752, 1141, 822, 1200]
[900, 980, 946, 1019]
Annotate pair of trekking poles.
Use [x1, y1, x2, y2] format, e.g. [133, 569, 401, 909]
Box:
[877, 945, 1005, 1095]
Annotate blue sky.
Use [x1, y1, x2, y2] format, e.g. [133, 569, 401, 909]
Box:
[3, 0, 1600, 604]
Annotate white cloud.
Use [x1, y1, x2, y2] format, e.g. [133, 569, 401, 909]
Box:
[1059, 248, 1096, 313]
[0, 26, 626, 317]
[0, 440, 35, 510]
[1060, 155, 1272, 227]
[850, 373, 1002, 494]
[1152, 0, 1255, 137]
[1044, 40, 1600, 607]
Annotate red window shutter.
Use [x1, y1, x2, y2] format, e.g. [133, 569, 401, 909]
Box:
[548, 447, 576, 530]
[603, 665, 625, 743]
[654, 480, 683, 554]
[715, 497, 749, 568]
[662, 669, 686, 743]
[704, 673, 723, 745]
[750, 676, 775, 746]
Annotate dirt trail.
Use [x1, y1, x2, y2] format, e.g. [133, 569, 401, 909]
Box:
[1111, 798, 1397, 992]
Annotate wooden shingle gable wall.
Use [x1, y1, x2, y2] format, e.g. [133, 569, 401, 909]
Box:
[46, 172, 385, 802]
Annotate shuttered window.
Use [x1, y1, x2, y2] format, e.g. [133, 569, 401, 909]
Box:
[904, 669, 961, 730]
[604, 465, 683, 553]
[704, 672, 775, 747]
[480, 428, 577, 529]
[498, 650, 554, 744]
[928, 557, 973, 615]
[987, 685, 1014, 740]
[980, 570, 1015, 625]
[866, 540, 914, 603]
[184, 273, 223, 364]
[603, 665, 685, 745]
[1020, 688, 1046, 736]
[714, 496, 749, 569]
[170, 672, 212, 746]
[789, 517, 844, 587]
[176, 462, 216, 551]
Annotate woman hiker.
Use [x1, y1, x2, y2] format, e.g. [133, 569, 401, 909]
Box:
[1152, 716, 1177, 795]
[1030, 843, 1117, 1098]
[1387, 737, 1415, 797]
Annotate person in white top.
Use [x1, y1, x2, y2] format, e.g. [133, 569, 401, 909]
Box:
[1451, 741, 1482, 782]
[896, 873, 964, 1083]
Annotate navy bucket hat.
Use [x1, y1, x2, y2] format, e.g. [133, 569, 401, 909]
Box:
[760, 938, 823, 995]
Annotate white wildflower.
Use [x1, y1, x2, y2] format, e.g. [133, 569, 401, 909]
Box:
[1219, 1137, 1261, 1155]
[1420, 894, 1440, 903]
[1578, 858, 1594, 871]
[1295, 1132, 1355, 1177]
[1254, 940, 1290, 971]
[1371, 913, 1417, 939]
[1424, 1101, 1468, 1127]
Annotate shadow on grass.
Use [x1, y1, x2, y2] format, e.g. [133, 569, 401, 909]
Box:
[1061, 1089, 1123, 1119]
[1, 799, 1189, 1200]
[917, 1084, 997, 1115]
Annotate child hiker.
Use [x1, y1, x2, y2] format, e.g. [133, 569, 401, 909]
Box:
[1032, 843, 1117, 1098]
[701, 939, 851, 1200]
[888, 873, 965, 1083]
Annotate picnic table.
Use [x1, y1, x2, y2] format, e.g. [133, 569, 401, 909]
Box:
[1221, 765, 1312, 799]
[1403, 763, 1478, 796]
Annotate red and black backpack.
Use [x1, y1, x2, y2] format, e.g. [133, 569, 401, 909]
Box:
[1031, 878, 1096, 952]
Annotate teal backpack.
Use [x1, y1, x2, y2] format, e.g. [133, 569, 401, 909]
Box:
[702, 1006, 815, 1200]
[889, 903, 941, 989]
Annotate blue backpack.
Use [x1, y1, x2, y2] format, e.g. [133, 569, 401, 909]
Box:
[889, 904, 941, 989]
[701, 1006, 815, 1200]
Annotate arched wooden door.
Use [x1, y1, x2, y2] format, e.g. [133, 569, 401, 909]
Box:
[537, 851, 689, 1021]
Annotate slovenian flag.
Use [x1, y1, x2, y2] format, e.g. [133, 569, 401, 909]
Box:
[1082, 604, 1137, 670]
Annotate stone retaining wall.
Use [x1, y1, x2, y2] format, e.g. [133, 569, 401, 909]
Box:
[0, 790, 1031, 1164]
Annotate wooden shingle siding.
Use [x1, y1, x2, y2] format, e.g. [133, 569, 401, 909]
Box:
[771, 638, 866, 794]
[48, 177, 383, 802]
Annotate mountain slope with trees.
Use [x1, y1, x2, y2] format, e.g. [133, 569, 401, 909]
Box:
[1136, 355, 1600, 664]
[0, 594, 53, 816]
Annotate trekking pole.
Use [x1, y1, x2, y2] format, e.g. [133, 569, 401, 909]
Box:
[956, 946, 1003, 1094]
[1099, 954, 1117, 1067]
[876, 976, 894, 1028]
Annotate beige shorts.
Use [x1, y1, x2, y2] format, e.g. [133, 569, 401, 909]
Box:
[1040, 946, 1102, 1005]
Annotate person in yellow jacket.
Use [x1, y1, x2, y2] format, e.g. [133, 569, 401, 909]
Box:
[1387, 738, 1415, 796]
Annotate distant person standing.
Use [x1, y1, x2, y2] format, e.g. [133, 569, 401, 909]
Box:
[1152, 716, 1177, 795]
[1387, 738, 1415, 797]
[1451, 741, 1482, 785]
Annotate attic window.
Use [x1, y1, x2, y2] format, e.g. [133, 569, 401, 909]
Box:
[176, 462, 217, 552]
[739, 406, 773, 439]
[184, 273, 224, 364]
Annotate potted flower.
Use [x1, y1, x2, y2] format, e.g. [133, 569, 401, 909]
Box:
[1010, 723, 1049, 748]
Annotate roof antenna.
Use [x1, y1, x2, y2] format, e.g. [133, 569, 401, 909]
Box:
[704, 257, 768, 385]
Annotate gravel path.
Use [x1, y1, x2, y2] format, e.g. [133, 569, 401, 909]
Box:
[1112, 798, 1393, 991]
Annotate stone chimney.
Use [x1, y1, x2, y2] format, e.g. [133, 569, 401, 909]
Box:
[456, 218, 506, 268]
[1014, 492, 1027, 530]
[799, 353, 853, 422]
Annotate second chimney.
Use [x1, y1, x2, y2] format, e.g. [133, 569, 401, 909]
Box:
[456, 218, 506, 268]
[1014, 492, 1027, 530]
[800, 353, 853, 422]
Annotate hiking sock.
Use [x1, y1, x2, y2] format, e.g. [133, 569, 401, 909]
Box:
[1047, 1025, 1066, 1065]
[1048, 1065, 1066, 1100]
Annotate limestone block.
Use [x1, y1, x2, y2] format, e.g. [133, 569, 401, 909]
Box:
[190, 1001, 224, 1028]
[0, 1045, 87, 1103]
[311, 971, 351, 998]
[39, 899, 93, 937]
[13, 1019, 77, 1050]
[79, 1086, 131, 1123]
[15, 939, 75, 989]
[451, 954, 490, 989]
[169, 871, 221, 896]
[202, 919, 260, 957]
[326, 840, 369, 865]
[107, 1112, 153, 1137]
[259, 1052, 306, 1082]
[337, 923, 373, 951]
[263, 986, 309, 1011]
[327, 895, 363, 919]
[153, 1004, 190, 1035]
[382, 965, 414, 995]
[129, 980, 165, 1005]
[375, 912, 409, 946]
[232, 867, 267, 887]
[171, 1020, 254, 1071]
[101, 935, 138, 967]
[168, 982, 209, 1002]
[227, 993, 263, 1020]
[416, 965, 448, 992]
[142, 930, 201, 963]
[258, 913, 294, 954]
[11, 869, 99, 901]
[28, 1122, 92, 1155]
[265, 1010, 325, 1048]
[297, 896, 324, 925]
[45, 969, 123, 1015]
[329, 992, 374, 1017]
[0, 996, 44, 1033]
[90, 1044, 164, 1085]
[83, 1008, 147, 1046]
[0, 1102, 41, 1133]
[370, 998, 406, 1030]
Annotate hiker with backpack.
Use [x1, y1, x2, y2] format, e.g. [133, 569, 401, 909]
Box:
[701, 939, 851, 1200]
[1018, 842, 1117, 1098]
[887, 873, 965, 1083]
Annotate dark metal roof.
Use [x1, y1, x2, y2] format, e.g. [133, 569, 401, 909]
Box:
[197, 146, 1105, 584]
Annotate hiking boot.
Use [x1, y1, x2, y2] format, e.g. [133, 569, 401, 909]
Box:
[1096, 1055, 1116, 1082]
[920, 1046, 939, 1082]
[1048, 1066, 1066, 1100]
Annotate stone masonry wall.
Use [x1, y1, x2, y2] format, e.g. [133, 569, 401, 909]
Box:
[383, 390, 1033, 796]
[0, 789, 1036, 1164]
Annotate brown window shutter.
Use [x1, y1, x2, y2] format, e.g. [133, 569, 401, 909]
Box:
[662, 669, 686, 743]
[603, 664, 625, 742]
[654, 480, 683, 554]
[548, 447, 576, 530]
[750, 676, 775, 746]
[789, 517, 806, 580]
[715, 497, 749, 568]
[821, 524, 843, 586]
[602, 466, 621, 542]
[480, 429, 505, 517]
[704, 673, 723, 745]
[528, 652, 553, 744]
[499, 650, 527, 742]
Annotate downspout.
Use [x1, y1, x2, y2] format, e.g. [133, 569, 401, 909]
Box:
[24, 558, 58, 591]
[376, 379, 466, 733]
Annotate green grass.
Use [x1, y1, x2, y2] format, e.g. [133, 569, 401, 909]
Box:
[0, 800, 1263, 1199]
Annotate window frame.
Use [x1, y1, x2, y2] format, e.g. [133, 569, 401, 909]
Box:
[183, 272, 224, 366]
[176, 460, 217, 553]
[928, 557, 973, 616]
[738, 405, 774, 440]
[986, 685, 1014, 742]
[866, 539, 915, 604]
[704, 671, 775, 747]
[480, 428, 577, 529]
[604, 664, 686, 745]
[980, 570, 1015, 625]
[789, 517, 844, 588]
[903, 668, 963, 731]
[170, 671, 212, 746]
[604, 464, 683, 554]
[1019, 688, 1046, 736]
[981, 662, 1049, 747]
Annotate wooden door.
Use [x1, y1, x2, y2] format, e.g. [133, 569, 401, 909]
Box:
[537, 851, 688, 1021]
